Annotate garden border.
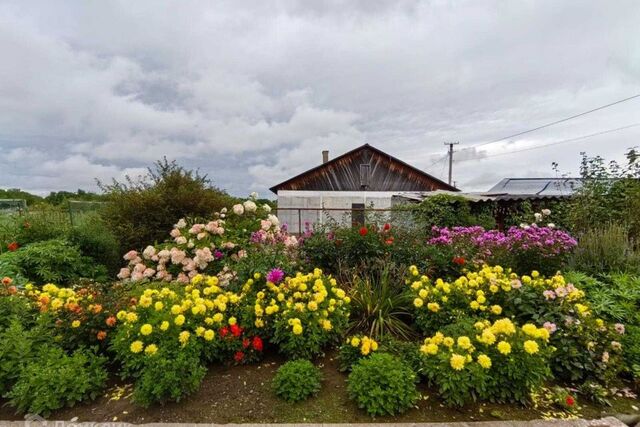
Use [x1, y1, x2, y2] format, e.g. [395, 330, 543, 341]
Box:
[3, 416, 630, 427]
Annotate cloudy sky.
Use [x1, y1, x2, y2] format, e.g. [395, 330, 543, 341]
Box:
[1, 0, 639, 197]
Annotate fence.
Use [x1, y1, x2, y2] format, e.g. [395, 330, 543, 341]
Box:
[0, 199, 27, 214]
[275, 206, 417, 235]
[0, 199, 107, 227]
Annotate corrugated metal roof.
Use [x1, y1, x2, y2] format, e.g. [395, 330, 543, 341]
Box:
[484, 178, 582, 197]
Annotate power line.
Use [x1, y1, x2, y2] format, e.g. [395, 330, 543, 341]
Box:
[456, 122, 640, 164]
[459, 93, 640, 152]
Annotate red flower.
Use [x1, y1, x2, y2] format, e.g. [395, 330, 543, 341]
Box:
[1, 277, 12, 286]
[96, 331, 107, 341]
[385, 237, 394, 245]
[383, 223, 391, 231]
[359, 226, 368, 237]
[452, 256, 466, 266]
[7, 242, 18, 252]
[565, 395, 575, 406]
[7, 286, 17, 295]
[105, 316, 117, 327]
[230, 324, 242, 337]
[234, 351, 245, 362]
[242, 338, 250, 348]
[252, 336, 263, 351]
[220, 326, 229, 337]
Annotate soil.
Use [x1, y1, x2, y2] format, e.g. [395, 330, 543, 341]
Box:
[0, 350, 638, 424]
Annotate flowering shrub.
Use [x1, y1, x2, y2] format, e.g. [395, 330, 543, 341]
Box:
[419, 318, 552, 406]
[337, 335, 379, 372]
[347, 352, 419, 416]
[407, 265, 625, 384]
[429, 222, 577, 275]
[272, 359, 322, 402]
[117, 195, 298, 284]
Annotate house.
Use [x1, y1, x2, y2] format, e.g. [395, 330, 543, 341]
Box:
[270, 144, 458, 233]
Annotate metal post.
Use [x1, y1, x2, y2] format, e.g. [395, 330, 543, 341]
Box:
[444, 142, 459, 186]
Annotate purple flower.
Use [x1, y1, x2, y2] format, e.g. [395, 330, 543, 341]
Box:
[266, 268, 285, 284]
[214, 250, 224, 260]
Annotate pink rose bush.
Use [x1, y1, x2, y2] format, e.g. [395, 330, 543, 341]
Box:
[118, 195, 298, 283]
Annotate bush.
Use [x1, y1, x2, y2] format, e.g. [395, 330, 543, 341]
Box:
[0, 239, 106, 284]
[347, 352, 419, 416]
[419, 319, 552, 406]
[5, 346, 107, 416]
[405, 194, 495, 230]
[0, 320, 39, 394]
[132, 349, 206, 407]
[570, 224, 640, 275]
[12, 206, 71, 246]
[337, 335, 379, 372]
[68, 213, 121, 275]
[272, 359, 322, 402]
[99, 158, 236, 253]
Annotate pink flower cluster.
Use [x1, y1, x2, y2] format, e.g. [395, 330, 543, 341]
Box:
[542, 282, 579, 300]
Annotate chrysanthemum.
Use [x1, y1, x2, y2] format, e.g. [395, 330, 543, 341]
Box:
[450, 353, 466, 370]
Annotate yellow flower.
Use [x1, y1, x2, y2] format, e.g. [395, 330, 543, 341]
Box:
[443, 337, 454, 347]
[145, 344, 158, 355]
[307, 301, 318, 311]
[477, 354, 492, 369]
[140, 324, 153, 335]
[523, 340, 539, 354]
[126, 312, 138, 323]
[116, 310, 127, 321]
[497, 341, 511, 355]
[171, 305, 182, 315]
[418, 289, 428, 299]
[179, 330, 191, 345]
[174, 314, 185, 326]
[522, 323, 538, 337]
[255, 318, 264, 328]
[457, 336, 472, 350]
[322, 319, 332, 330]
[71, 320, 81, 328]
[371, 340, 378, 351]
[450, 353, 466, 370]
[470, 301, 480, 310]
[204, 329, 215, 341]
[491, 305, 502, 315]
[427, 302, 440, 312]
[154, 301, 164, 311]
[351, 337, 361, 347]
[228, 316, 237, 326]
[130, 340, 144, 353]
[213, 313, 224, 323]
[421, 343, 439, 355]
[160, 321, 170, 331]
[292, 324, 303, 335]
[413, 298, 424, 308]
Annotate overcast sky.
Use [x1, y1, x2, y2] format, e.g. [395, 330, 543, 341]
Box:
[1, 0, 639, 197]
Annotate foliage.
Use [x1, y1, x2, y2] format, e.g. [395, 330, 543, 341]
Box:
[44, 189, 106, 205]
[99, 158, 237, 253]
[4, 346, 107, 417]
[272, 359, 322, 402]
[0, 188, 43, 206]
[347, 352, 419, 416]
[132, 348, 206, 407]
[0, 239, 106, 284]
[419, 318, 552, 406]
[568, 148, 640, 240]
[570, 224, 640, 275]
[337, 335, 379, 372]
[621, 325, 640, 380]
[346, 263, 414, 340]
[68, 212, 121, 275]
[0, 320, 40, 394]
[404, 194, 495, 230]
[10, 205, 71, 247]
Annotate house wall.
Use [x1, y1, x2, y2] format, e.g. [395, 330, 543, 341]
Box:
[276, 190, 396, 233]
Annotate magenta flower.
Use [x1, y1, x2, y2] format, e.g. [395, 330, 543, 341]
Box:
[266, 268, 285, 284]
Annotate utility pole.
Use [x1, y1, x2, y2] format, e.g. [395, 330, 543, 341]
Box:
[444, 142, 459, 186]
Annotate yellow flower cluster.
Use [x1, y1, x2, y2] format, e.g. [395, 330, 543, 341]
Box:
[245, 268, 350, 337]
[420, 318, 549, 370]
[349, 335, 379, 355]
[408, 265, 587, 316]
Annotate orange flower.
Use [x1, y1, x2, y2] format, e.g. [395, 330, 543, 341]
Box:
[39, 295, 50, 305]
[1, 277, 12, 286]
[7, 286, 17, 295]
[105, 316, 117, 327]
[7, 242, 18, 252]
[92, 304, 103, 314]
[96, 331, 107, 341]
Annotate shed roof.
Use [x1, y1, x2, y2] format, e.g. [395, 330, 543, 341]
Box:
[484, 178, 583, 198]
[270, 144, 458, 193]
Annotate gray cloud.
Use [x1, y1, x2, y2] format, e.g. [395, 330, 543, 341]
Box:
[1, 0, 639, 197]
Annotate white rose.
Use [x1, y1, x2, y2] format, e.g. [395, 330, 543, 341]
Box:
[267, 214, 280, 227]
[142, 245, 156, 259]
[176, 218, 187, 229]
[547, 223, 556, 229]
[263, 204, 272, 213]
[534, 213, 543, 222]
[233, 204, 244, 215]
[541, 209, 551, 216]
[243, 200, 257, 212]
